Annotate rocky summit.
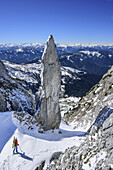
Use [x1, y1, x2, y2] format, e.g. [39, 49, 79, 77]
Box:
[36, 35, 61, 131]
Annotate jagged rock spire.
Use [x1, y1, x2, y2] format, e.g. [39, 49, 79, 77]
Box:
[36, 35, 61, 131]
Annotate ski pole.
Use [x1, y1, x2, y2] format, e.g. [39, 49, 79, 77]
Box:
[19, 145, 25, 154]
[19, 145, 23, 152]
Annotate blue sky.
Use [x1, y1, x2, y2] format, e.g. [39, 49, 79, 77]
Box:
[0, 0, 113, 44]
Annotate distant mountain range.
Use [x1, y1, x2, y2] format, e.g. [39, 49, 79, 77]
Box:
[0, 42, 113, 52]
[0, 43, 113, 97]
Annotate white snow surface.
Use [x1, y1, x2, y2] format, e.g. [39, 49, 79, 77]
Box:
[0, 111, 85, 170]
[3, 60, 42, 84]
[80, 51, 101, 57]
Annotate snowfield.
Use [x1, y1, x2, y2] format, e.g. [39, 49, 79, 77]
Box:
[0, 111, 85, 170]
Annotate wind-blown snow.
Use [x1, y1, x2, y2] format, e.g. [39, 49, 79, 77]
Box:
[0, 112, 85, 170]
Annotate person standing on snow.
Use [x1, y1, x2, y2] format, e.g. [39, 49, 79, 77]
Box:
[12, 137, 19, 153]
[15, 138, 19, 152]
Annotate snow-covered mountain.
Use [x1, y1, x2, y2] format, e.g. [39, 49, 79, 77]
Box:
[0, 42, 113, 52]
[64, 65, 113, 131]
[2, 59, 102, 97]
[0, 43, 113, 97]
[0, 43, 44, 51]
[47, 64, 113, 170]
[0, 48, 43, 64]
[3, 49, 113, 97]
[0, 60, 36, 114]
[0, 63, 113, 169]
[0, 43, 113, 64]
[59, 50, 113, 74]
[0, 39, 113, 169]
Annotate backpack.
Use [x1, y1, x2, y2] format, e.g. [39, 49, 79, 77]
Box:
[13, 140, 16, 147]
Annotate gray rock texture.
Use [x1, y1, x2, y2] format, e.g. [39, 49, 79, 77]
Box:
[47, 112, 113, 170]
[35, 160, 45, 170]
[36, 35, 61, 131]
[64, 65, 113, 131]
[0, 60, 8, 78]
[47, 65, 113, 170]
[0, 92, 7, 111]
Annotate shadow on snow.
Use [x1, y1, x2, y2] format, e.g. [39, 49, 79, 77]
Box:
[19, 128, 86, 142]
[14, 152, 33, 161]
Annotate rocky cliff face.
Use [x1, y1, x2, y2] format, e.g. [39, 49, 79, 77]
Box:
[36, 35, 61, 131]
[47, 111, 113, 169]
[47, 65, 113, 169]
[0, 60, 36, 114]
[0, 60, 8, 78]
[64, 65, 113, 131]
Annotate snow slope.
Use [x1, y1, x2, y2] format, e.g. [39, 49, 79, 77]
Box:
[0, 112, 16, 153]
[0, 112, 85, 170]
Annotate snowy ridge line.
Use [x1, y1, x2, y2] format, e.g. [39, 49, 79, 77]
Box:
[0, 111, 85, 170]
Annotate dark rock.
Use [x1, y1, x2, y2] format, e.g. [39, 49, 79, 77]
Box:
[50, 152, 63, 163]
[0, 60, 8, 78]
[35, 160, 45, 170]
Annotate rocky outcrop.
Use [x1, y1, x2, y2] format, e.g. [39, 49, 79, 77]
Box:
[13, 111, 38, 130]
[49, 152, 63, 163]
[36, 35, 61, 131]
[64, 65, 113, 131]
[47, 112, 113, 170]
[0, 92, 7, 111]
[0, 60, 36, 114]
[46, 65, 113, 169]
[35, 160, 45, 170]
[0, 60, 8, 78]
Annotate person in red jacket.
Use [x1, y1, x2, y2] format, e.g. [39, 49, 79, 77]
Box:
[15, 138, 19, 153]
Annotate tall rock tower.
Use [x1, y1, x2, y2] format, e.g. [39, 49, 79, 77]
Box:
[36, 35, 61, 131]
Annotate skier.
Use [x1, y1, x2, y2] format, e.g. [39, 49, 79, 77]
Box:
[12, 137, 19, 153]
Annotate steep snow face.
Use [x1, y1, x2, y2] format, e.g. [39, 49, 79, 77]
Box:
[0, 112, 16, 152]
[64, 65, 113, 131]
[0, 111, 85, 170]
